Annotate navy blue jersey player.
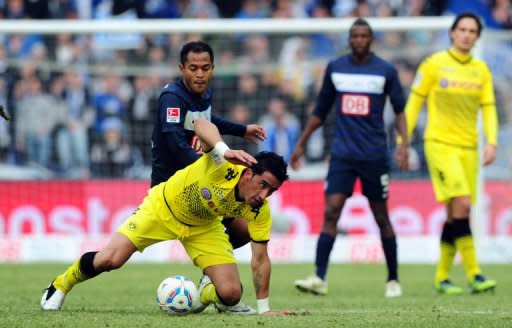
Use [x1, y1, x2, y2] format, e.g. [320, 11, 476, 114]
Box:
[293, 19, 409, 298]
[151, 41, 265, 186]
[151, 41, 266, 314]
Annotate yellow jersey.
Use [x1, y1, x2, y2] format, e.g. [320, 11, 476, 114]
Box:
[405, 48, 498, 148]
[163, 148, 272, 242]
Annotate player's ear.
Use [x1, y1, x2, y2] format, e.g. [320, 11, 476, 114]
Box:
[243, 168, 253, 179]
[178, 63, 184, 72]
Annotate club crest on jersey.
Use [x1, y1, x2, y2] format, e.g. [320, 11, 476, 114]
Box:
[201, 188, 212, 200]
[166, 107, 180, 123]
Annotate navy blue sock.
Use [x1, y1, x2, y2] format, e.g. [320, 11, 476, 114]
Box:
[381, 236, 398, 281]
[315, 232, 336, 280]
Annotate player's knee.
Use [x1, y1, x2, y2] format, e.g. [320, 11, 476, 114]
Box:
[324, 205, 342, 225]
[216, 285, 242, 306]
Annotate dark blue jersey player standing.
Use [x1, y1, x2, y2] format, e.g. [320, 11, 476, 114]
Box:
[151, 41, 266, 314]
[292, 19, 409, 298]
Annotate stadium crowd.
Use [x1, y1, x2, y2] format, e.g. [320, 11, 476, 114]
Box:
[0, 0, 511, 179]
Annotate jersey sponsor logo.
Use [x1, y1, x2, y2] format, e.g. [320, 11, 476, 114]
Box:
[439, 78, 482, 90]
[331, 73, 385, 94]
[201, 188, 212, 200]
[166, 107, 180, 123]
[341, 94, 370, 116]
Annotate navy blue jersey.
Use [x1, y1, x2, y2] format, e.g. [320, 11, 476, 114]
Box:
[151, 78, 246, 186]
[314, 53, 405, 160]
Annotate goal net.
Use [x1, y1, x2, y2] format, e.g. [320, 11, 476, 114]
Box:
[0, 17, 510, 263]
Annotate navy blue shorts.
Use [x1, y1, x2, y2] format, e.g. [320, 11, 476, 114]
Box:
[325, 157, 390, 201]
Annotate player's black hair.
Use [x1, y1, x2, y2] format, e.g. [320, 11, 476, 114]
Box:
[451, 12, 483, 37]
[251, 151, 289, 183]
[349, 17, 373, 37]
[180, 41, 214, 65]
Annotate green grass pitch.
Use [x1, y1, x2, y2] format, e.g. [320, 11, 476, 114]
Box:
[1, 263, 511, 327]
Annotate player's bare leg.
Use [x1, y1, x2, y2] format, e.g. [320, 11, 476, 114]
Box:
[41, 233, 136, 310]
[195, 263, 255, 314]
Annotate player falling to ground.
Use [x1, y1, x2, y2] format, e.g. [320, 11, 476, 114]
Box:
[404, 12, 498, 295]
[151, 41, 266, 312]
[41, 118, 291, 316]
[292, 18, 409, 298]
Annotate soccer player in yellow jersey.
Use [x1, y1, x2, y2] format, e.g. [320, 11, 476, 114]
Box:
[41, 118, 290, 316]
[404, 12, 498, 295]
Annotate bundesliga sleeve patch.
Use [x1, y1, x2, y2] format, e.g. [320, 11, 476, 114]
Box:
[166, 107, 180, 123]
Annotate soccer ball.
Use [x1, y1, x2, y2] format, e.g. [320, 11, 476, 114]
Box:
[156, 275, 199, 315]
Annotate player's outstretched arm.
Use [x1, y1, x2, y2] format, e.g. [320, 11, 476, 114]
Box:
[250, 242, 293, 317]
[193, 118, 257, 166]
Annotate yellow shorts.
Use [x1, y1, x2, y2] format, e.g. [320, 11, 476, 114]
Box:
[424, 141, 478, 204]
[117, 183, 236, 270]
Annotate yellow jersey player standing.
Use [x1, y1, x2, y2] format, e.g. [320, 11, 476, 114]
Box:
[41, 117, 291, 316]
[404, 12, 498, 295]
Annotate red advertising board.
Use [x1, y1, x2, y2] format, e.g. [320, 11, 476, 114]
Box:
[0, 180, 511, 236]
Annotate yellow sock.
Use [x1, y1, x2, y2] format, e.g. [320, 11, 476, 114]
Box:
[435, 242, 456, 283]
[454, 235, 481, 281]
[53, 258, 88, 293]
[200, 284, 219, 305]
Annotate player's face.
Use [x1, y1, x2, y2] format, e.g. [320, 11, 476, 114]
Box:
[450, 18, 479, 53]
[240, 170, 282, 208]
[179, 51, 214, 95]
[349, 26, 372, 57]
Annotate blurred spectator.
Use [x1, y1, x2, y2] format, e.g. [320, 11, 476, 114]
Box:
[49, 0, 79, 19]
[90, 117, 133, 177]
[92, 74, 126, 136]
[490, 0, 512, 29]
[258, 97, 300, 163]
[235, 0, 268, 18]
[278, 36, 314, 103]
[55, 70, 94, 177]
[2, 0, 28, 18]
[271, 0, 307, 18]
[15, 77, 66, 168]
[223, 102, 259, 154]
[128, 75, 157, 165]
[182, 0, 220, 18]
[308, 3, 338, 59]
[233, 72, 267, 118]
[111, 0, 182, 19]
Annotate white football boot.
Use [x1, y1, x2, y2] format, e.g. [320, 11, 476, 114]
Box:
[385, 280, 402, 298]
[215, 300, 256, 315]
[41, 281, 66, 310]
[294, 274, 328, 295]
[192, 275, 212, 313]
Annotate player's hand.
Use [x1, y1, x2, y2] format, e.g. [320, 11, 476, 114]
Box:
[244, 124, 266, 144]
[395, 144, 409, 171]
[290, 146, 304, 171]
[262, 310, 295, 317]
[224, 149, 257, 167]
[483, 144, 497, 166]
[191, 136, 203, 155]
